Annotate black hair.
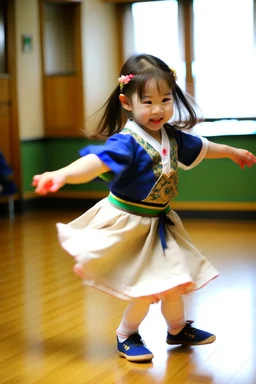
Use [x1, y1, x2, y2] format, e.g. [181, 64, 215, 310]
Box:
[93, 53, 201, 138]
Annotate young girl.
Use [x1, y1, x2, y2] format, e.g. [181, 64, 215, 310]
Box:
[33, 54, 256, 363]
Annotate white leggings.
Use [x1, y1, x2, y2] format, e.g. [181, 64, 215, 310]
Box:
[116, 295, 185, 340]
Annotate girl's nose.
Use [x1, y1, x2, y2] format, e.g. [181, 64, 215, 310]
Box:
[152, 105, 163, 113]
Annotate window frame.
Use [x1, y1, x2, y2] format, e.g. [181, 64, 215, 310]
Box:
[114, 0, 194, 91]
[113, 0, 256, 121]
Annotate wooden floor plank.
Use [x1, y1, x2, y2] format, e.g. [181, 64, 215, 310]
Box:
[0, 210, 255, 383]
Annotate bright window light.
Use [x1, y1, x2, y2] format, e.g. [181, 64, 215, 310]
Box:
[193, 0, 256, 118]
[132, 1, 185, 88]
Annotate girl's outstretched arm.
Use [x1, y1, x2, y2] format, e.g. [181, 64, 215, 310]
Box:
[205, 141, 256, 169]
[32, 154, 110, 195]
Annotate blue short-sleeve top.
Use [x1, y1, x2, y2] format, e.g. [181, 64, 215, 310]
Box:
[80, 120, 208, 204]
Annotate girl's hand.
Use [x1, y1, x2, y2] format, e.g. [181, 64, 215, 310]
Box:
[231, 149, 256, 169]
[32, 171, 66, 195]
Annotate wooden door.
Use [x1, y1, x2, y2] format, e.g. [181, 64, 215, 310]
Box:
[0, 0, 20, 190]
[39, 0, 84, 137]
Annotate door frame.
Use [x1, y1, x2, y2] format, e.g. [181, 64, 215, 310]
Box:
[1, 0, 21, 194]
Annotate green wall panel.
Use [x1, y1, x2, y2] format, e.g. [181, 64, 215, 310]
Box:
[177, 136, 256, 202]
[21, 140, 46, 192]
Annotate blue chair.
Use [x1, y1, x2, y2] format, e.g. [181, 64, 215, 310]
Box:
[0, 152, 17, 219]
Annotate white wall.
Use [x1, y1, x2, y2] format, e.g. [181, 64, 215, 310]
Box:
[15, 0, 118, 139]
[0, 4, 6, 73]
[81, 0, 118, 134]
[15, 0, 44, 139]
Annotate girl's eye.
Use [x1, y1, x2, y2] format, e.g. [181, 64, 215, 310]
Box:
[163, 97, 172, 102]
[143, 101, 152, 105]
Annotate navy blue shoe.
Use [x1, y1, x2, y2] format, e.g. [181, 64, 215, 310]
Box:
[117, 333, 154, 362]
[166, 321, 216, 346]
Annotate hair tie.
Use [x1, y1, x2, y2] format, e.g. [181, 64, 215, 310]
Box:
[169, 67, 177, 81]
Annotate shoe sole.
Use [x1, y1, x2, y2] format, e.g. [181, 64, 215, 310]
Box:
[166, 335, 216, 346]
[118, 351, 154, 362]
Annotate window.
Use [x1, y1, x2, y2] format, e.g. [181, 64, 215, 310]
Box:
[132, 0, 186, 89]
[128, 0, 256, 120]
[193, 0, 256, 118]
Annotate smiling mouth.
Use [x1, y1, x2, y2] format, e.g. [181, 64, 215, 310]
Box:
[150, 118, 162, 123]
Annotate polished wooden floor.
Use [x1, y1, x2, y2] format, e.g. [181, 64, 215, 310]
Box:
[0, 209, 256, 384]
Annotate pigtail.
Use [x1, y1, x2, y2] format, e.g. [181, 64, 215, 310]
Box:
[93, 86, 125, 139]
[172, 84, 203, 129]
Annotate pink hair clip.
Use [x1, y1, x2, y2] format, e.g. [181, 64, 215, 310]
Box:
[118, 74, 134, 91]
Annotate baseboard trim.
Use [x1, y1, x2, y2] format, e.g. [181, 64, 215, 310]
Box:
[22, 191, 256, 211]
[10, 193, 256, 220]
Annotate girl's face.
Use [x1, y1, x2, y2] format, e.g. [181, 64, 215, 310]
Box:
[120, 78, 174, 139]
